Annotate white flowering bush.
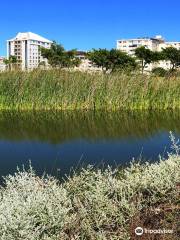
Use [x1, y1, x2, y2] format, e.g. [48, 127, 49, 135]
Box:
[0, 167, 74, 240]
[0, 144, 179, 239]
[64, 153, 180, 239]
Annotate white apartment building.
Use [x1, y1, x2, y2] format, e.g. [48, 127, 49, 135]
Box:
[117, 36, 163, 55]
[7, 32, 52, 70]
[117, 35, 180, 71]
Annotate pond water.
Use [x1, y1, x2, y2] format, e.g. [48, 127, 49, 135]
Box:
[0, 110, 179, 181]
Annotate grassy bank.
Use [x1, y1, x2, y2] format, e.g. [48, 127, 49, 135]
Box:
[0, 143, 179, 239]
[1, 69, 180, 110]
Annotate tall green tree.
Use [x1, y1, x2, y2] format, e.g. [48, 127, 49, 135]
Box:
[135, 46, 161, 73]
[87, 49, 110, 72]
[161, 47, 180, 70]
[87, 49, 137, 72]
[108, 49, 137, 72]
[40, 42, 81, 68]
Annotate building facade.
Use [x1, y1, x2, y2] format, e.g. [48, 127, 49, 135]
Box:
[7, 32, 52, 70]
[117, 35, 180, 71]
[117, 36, 163, 55]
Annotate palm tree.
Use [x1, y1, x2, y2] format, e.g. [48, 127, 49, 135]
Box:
[3, 59, 10, 71]
[3, 55, 18, 71]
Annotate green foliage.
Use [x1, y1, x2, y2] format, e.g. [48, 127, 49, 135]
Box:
[87, 48, 137, 72]
[3, 55, 19, 71]
[161, 47, 180, 70]
[108, 49, 137, 72]
[152, 67, 167, 77]
[87, 49, 110, 71]
[0, 144, 179, 239]
[40, 41, 81, 68]
[135, 46, 162, 73]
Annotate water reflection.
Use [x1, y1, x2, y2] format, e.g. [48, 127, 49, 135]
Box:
[0, 110, 180, 142]
[0, 110, 179, 179]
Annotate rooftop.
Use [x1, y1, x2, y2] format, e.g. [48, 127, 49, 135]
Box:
[117, 35, 165, 42]
[8, 32, 52, 43]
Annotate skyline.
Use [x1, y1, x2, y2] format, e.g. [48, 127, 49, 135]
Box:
[1, 0, 180, 56]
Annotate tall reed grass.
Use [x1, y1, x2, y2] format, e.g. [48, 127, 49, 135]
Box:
[0, 69, 180, 110]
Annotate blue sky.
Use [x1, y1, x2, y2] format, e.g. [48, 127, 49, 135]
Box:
[1, 0, 180, 56]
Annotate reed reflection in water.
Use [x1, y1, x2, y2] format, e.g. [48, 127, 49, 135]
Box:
[0, 110, 179, 179]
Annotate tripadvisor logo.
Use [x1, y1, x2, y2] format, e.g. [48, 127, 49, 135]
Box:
[135, 227, 144, 236]
[134, 226, 174, 236]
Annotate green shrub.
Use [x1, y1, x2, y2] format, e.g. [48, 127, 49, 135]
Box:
[152, 67, 167, 77]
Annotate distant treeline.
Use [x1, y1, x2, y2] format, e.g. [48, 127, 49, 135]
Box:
[4, 41, 180, 74]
